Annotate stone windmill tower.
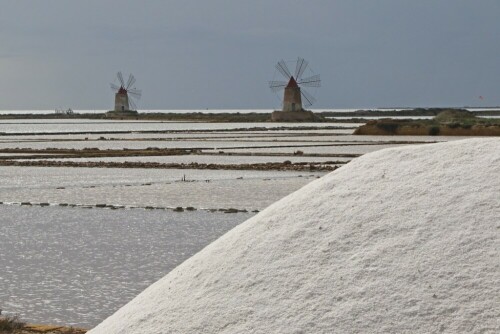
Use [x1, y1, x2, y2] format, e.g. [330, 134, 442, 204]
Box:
[269, 58, 321, 121]
[282, 76, 303, 112]
[110, 72, 142, 112]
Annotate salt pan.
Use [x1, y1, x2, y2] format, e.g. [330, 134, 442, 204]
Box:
[89, 138, 500, 333]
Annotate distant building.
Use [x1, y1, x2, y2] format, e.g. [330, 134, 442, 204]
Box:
[269, 58, 321, 122]
[114, 87, 130, 112]
[282, 77, 302, 112]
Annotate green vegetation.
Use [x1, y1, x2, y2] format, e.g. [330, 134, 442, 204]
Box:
[322, 107, 500, 118]
[355, 109, 500, 136]
[433, 109, 475, 122]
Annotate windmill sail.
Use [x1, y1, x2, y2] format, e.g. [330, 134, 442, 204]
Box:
[110, 83, 121, 91]
[129, 98, 137, 111]
[268, 80, 288, 92]
[126, 74, 136, 90]
[128, 88, 142, 99]
[276, 60, 292, 79]
[300, 89, 316, 107]
[117, 72, 125, 87]
[298, 74, 321, 87]
[294, 58, 308, 81]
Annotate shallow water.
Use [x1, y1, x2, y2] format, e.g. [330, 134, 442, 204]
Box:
[0, 167, 324, 210]
[0, 205, 253, 327]
[0, 121, 355, 134]
[30, 155, 352, 165]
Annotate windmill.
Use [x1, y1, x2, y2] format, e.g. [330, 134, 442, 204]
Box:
[269, 58, 321, 112]
[110, 72, 142, 112]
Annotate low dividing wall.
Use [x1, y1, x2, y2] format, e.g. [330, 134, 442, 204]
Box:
[271, 110, 321, 122]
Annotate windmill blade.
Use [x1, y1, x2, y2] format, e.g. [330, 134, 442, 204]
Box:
[268, 80, 288, 93]
[300, 89, 316, 107]
[276, 60, 292, 79]
[110, 83, 121, 91]
[129, 98, 138, 111]
[126, 74, 136, 90]
[117, 72, 125, 87]
[294, 58, 308, 81]
[298, 74, 321, 87]
[128, 88, 142, 99]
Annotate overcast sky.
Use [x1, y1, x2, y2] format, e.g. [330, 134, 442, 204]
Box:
[1, 0, 499, 110]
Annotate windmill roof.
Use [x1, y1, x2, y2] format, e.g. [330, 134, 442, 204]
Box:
[286, 76, 299, 88]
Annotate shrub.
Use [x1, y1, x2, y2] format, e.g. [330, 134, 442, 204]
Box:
[461, 123, 472, 129]
[0, 314, 26, 331]
[429, 126, 440, 136]
[434, 109, 475, 122]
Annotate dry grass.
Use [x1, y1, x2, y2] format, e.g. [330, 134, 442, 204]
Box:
[22, 324, 87, 333]
[0, 313, 86, 334]
[0, 314, 25, 332]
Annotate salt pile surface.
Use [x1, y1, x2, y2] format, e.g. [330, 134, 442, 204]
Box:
[89, 138, 500, 334]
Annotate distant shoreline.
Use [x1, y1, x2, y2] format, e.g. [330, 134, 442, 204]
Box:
[0, 108, 498, 122]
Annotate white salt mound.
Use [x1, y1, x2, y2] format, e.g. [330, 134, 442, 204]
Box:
[89, 138, 500, 334]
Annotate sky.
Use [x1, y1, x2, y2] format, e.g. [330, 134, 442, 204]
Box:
[0, 0, 499, 110]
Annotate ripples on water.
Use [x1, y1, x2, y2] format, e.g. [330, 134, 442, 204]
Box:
[0, 205, 252, 327]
